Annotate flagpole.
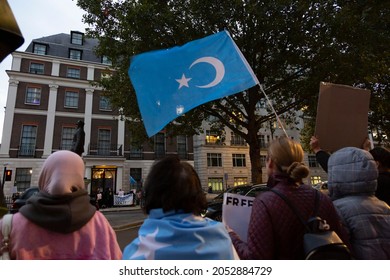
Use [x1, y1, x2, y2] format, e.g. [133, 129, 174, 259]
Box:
[258, 83, 289, 138]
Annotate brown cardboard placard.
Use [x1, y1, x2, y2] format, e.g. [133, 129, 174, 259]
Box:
[314, 82, 371, 153]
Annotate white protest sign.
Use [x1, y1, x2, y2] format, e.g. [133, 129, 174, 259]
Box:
[222, 192, 255, 242]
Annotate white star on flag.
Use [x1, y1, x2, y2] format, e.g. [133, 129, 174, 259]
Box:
[131, 227, 171, 260]
[176, 74, 191, 89]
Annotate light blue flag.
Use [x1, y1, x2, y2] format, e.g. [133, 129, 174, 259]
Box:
[122, 209, 237, 260]
[128, 30, 259, 137]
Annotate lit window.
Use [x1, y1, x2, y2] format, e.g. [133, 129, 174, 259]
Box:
[311, 176, 322, 185]
[67, 67, 80, 79]
[206, 130, 222, 144]
[208, 177, 223, 192]
[234, 177, 247, 186]
[71, 32, 83, 45]
[33, 43, 47, 55]
[29, 62, 44, 74]
[25, 87, 41, 105]
[69, 49, 82, 60]
[64, 91, 79, 108]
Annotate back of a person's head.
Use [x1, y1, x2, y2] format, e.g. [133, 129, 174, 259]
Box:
[268, 136, 309, 183]
[143, 156, 207, 215]
[38, 150, 86, 195]
[328, 147, 378, 198]
[370, 146, 390, 169]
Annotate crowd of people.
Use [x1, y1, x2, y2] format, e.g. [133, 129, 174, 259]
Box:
[1, 137, 389, 260]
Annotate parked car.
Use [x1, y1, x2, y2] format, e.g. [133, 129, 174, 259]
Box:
[10, 187, 39, 213]
[201, 184, 268, 221]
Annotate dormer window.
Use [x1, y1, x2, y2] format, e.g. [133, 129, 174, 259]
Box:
[33, 43, 47, 55]
[71, 31, 83, 45]
[69, 49, 82, 60]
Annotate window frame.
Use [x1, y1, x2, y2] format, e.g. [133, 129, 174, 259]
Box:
[69, 48, 82, 60]
[64, 91, 79, 108]
[232, 153, 246, 167]
[99, 96, 112, 111]
[207, 153, 222, 167]
[32, 43, 47, 55]
[29, 62, 44, 74]
[71, 31, 84, 45]
[25, 87, 41, 105]
[66, 67, 81, 79]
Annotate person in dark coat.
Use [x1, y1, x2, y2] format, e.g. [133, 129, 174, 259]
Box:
[229, 136, 350, 259]
[71, 120, 85, 156]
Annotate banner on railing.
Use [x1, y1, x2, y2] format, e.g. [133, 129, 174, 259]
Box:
[114, 194, 134, 206]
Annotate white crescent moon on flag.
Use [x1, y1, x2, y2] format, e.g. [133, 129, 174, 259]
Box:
[189, 57, 225, 88]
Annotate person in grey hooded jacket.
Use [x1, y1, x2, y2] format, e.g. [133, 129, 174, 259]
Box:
[328, 147, 390, 260]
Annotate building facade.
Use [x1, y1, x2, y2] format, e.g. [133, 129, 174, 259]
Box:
[0, 31, 194, 198]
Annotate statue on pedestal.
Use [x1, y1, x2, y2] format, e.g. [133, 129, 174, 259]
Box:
[71, 120, 85, 156]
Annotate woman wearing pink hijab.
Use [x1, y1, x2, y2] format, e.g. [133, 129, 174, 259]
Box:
[0, 150, 122, 259]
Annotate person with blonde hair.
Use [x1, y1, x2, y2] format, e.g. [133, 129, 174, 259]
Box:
[229, 136, 349, 259]
[0, 150, 122, 259]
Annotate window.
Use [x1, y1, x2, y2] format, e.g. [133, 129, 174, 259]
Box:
[154, 133, 165, 158]
[69, 49, 82, 60]
[102, 55, 111, 65]
[71, 31, 83, 45]
[99, 96, 112, 111]
[98, 129, 111, 156]
[33, 43, 47, 55]
[206, 130, 222, 144]
[311, 176, 322, 185]
[207, 153, 222, 167]
[231, 132, 246, 146]
[130, 168, 142, 188]
[61, 127, 76, 150]
[177, 135, 187, 159]
[29, 62, 44, 74]
[64, 91, 79, 108]
[234, 177, 248, 186]
[208, 177, 223, 192]
[260, 155, 267, 168]
[258, 135, 267, 148]
[25, 87, 41, 105]
[232, 154, 246, 167]
[19, 125, 37, 157]
[67, 67, 80, 79]
[15, 168, 32, 192]
[308, 155, 319, 168]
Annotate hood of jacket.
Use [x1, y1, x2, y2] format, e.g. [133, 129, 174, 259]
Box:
[328, 147, 378, 200]
[19, 189, 96, 233]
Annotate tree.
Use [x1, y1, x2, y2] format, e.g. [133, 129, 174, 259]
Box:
[77, 0, 390, 183]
